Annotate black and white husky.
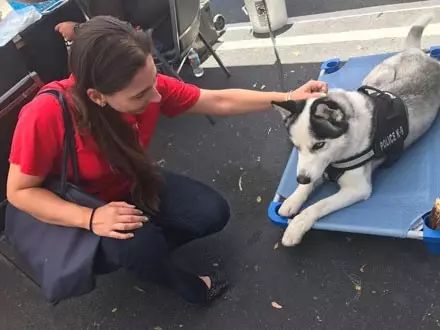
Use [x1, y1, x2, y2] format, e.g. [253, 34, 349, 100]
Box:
[272, 15, 440, 247]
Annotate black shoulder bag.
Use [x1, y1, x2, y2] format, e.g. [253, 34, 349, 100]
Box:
[5, 89, 105, 304]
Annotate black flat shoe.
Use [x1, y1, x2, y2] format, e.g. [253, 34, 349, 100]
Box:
[205, 270, 229, 302]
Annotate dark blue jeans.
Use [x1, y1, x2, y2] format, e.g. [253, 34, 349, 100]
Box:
[94, 171, 230, 303]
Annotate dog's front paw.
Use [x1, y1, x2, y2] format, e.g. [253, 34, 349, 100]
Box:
[281, 211, 316, 247]
[281, 227, 304, 247]
[278, 198, 302, 217]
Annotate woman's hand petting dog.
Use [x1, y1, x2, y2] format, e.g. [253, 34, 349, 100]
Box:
[290, 80, 328, 100]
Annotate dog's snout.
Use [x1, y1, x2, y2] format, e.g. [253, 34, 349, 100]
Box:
[297, 175, 311, 185]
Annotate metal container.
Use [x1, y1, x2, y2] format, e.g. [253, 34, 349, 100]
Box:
[243, 0, 288, 34]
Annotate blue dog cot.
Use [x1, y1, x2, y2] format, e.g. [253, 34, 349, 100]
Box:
[267, 46, 440, 254]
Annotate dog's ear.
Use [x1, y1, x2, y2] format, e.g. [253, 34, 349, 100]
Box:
[271, 100, 306, 122]
[310, 99, 348, 138]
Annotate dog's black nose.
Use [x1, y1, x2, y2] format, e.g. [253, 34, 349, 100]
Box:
[297, 175, 311, 185]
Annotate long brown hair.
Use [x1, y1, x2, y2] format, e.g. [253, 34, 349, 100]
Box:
[69, 16, 163, 213]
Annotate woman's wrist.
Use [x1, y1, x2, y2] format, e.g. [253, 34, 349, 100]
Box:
[88, 208, 97, 233]
[78, 206, 94, 230]
[266, 91, 292, 104]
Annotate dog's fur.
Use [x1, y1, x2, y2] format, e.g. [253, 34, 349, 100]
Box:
[273, 15, 440, 247]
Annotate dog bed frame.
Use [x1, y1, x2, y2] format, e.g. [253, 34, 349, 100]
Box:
[267, 46, 440, 254]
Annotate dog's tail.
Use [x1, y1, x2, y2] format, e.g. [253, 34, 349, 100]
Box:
[404, 14, 433, 49]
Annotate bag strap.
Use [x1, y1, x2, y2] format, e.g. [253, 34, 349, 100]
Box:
[39, 89, 80, 195]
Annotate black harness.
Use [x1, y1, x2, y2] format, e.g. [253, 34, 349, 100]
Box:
[325, 85, 409, 182]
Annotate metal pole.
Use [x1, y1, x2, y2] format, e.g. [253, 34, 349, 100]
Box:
[261, 0, 286, 92]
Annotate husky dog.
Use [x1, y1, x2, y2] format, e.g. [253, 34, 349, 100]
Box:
[272, 15, 440, 247]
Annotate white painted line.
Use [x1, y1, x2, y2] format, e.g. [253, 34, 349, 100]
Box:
[217, 23, 440, 51]
[227, 1, 440, 31]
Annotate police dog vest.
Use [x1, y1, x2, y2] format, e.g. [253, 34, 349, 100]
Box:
[325, 85, 409, 182]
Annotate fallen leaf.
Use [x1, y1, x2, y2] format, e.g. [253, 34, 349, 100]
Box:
[112, 308, 118, 313]
[355, 284, 362, 292]
[157, 159, 166, 167]
[238, 174, 244, 191]
[253, 82, 258, 88]
[260, 84, 266, 90]
[360, 264, 367, 273]
[133, 286, 145, 293]
[271, 301, 283, 309]
[273, 242, 279, 250]
[256, 196, 262, 203]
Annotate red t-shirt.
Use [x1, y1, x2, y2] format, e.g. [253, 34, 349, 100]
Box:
[9, 74, 200, 202]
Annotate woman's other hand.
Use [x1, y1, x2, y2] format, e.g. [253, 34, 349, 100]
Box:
[55, 21, 78, 41]
[89, 201, 148, 239]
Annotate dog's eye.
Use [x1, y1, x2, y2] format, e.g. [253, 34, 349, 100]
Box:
[312, 142, 325, 150]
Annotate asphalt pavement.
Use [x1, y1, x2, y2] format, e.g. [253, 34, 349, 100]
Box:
[2, 1, 440, 329]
